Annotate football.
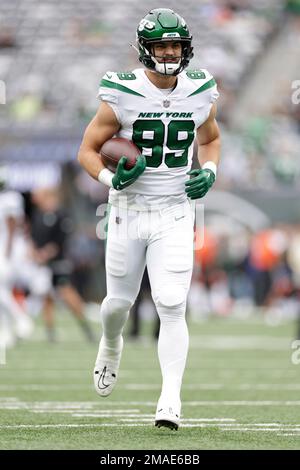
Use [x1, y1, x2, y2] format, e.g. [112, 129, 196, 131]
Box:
[100, 137, 141, 172]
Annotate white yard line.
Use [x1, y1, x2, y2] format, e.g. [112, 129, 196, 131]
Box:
[125, 384, 224, 390]
[125, 383, 300, 391]
[183, 401, 300, 406]
[220, 427, 300, 432]
[237, 384, 300, 390]
[70, 415, 236, 420]
[2, 400, 300, 407]
[2, 368, 296, 375]
[32, 409, 141, 415]
[1, 398, 299, 433]
[118, 419, 300, 428]
[2, 383, 300, 392]
[188, 335, 291, 350]
[0, 424, 148, 429]
[0, 385, 92, 391]
[72, 414, 154, 418]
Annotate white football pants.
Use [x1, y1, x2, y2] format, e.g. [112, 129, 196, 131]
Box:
[100, 200, 194, 407]
[0, 239, 52, 329]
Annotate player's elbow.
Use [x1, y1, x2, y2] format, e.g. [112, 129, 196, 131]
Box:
[208, 121, 221, 143]
[212, 131, 221, 145]
[198, 132, 220, 148]
[77, 145, 86, 167]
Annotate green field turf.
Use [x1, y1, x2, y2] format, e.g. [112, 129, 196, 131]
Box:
[0, 311, 300, 450]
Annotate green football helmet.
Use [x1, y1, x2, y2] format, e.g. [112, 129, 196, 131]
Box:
[136, 8, 193, 76]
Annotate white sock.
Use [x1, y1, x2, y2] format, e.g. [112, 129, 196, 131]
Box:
[95, 297, 131, 364]
[95, 335, 123, 364]
[157, 306, 189, 408]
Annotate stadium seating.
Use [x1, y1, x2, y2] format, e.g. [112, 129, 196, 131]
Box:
[0, 0, 283, 129]
[1, 0, 300, 190]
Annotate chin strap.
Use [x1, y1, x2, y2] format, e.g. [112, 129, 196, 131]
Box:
[152, 56, 181, 75]
[130, 43, 139, 54]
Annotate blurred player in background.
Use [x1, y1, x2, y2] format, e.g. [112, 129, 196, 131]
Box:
[29, 186, 95, 342]
[0, 169, 51, 347]
[78, 8, 220, 430]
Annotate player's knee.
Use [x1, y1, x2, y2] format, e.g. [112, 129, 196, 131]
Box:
[104, 297, 132, 315]
[156, 285, 186, 309]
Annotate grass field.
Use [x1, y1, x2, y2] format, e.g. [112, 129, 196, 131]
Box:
[0, 310, 300, 450]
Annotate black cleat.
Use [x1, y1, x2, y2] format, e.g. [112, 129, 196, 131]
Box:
[154, 405, 180, 430]
[155, 419, 178, 431]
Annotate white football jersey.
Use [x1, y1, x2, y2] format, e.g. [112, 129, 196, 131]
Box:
[98, 68, 219, 209]
[0, 190, 24, 258]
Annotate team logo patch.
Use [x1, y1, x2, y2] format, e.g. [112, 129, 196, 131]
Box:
[138, 19, 155, 31]
[162, 32, 180, 38]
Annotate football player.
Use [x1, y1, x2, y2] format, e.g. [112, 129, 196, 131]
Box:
[0, 174, 35, 346]
[78, 8, 220, 430]
[0, 170, 55, 347]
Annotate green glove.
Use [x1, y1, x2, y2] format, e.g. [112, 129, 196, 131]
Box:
[185, 168, 215, 200]
[112, 155, 146, 191]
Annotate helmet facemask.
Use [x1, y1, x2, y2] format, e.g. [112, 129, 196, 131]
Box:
[138, 38, 193, 76]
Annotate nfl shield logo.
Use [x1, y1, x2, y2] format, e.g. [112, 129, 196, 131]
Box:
[163, 99, 170, 108]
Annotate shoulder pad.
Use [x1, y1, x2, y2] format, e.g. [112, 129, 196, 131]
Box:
[101, 71, 137, 82]
[185, 68, 218, 99]
[99, 71, 145, 98]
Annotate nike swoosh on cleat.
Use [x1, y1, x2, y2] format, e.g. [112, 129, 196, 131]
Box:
[97, 366, 110, 390]
[175, 215, 185, 221]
